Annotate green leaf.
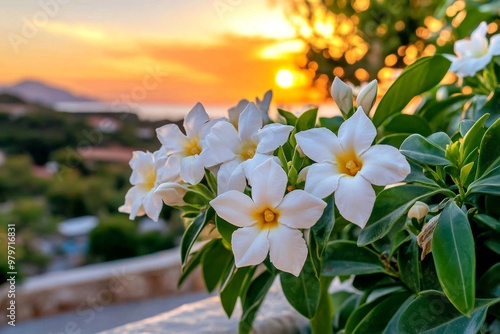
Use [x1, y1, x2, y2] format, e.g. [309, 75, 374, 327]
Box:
[468, 165, 500, 196]
[215, 214, 237, 245]
[347, 291, 413, 334]
[183, 190, 209, 206]
[178, 239, 218, 287]
[475, 87, 500, 126]
[334, 293, 361, 330]
[278, 108, 297, 126]
[358, 185, 449, 245]
[372, 55, 451, 127]
[180, 209, 212, 265]
[404, 161, 439, 187]
[398, 235, 421, 293]
[239, 270, 276, 334]
[281, 256, 320, 318]
[201, 239, 233, 292]
[398, 291, 500, 333]
[432, 202, 476, 315]
[377, 133, 411, 148]
[380, 114, 432, 137]
[319, 116, 343, 133]
[311, 196, 335, 260]
[296, 108, 318, 132]
[460, 114, 489, 162]
[220, 265, 256, 317]
[400, 133, 450, 166]
[322, 241, 385, 276]
[477, 263, 500, 298]
[474, 213, 500, 233]
[381, 294, 415, 334]
[477, 116, 500, 177]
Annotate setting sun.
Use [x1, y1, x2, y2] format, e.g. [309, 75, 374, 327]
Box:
[276, 69, 294, 88]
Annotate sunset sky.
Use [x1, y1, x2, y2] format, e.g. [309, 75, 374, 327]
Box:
[0, 0, 322, 105]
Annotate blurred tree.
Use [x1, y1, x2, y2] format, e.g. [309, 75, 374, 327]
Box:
[285, 0, 500, 91]
[88, 215, 138, 262]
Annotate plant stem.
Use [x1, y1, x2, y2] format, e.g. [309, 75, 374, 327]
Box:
[310, 276, 334, 334]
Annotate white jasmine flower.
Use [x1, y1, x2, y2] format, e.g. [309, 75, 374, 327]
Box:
[356, 79, 378, 114]
[446, 21, 500, 77]
[119, 150, 172, 221]
[228, 90, 273, 128]
[205, 102, 293, 193]
[331, 77, 353, 115]
[295, 108, 411, 228]
[210, 160, 326, 276]
[156, 103, 220, 185]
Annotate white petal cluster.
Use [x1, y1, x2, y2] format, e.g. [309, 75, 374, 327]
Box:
[296, 108, 411, 228]
[446, 22, 500, 77]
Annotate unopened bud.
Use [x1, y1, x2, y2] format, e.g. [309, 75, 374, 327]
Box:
[331, 77, 353, 116]
[356, 79, 378, 114]
[408, 201, 429, 220]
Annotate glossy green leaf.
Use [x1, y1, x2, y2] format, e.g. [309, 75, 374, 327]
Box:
[296, 108, 318, 132]
[398, 235, 421, 293]
[432, 202, 475, 315]
[334, 294, 361, 331]
[377, 133, 411, 148]
[404, 161, 439, 187]
[281, 255, 320, 318]
[373, 55, 451, 127]
[475, 87, 500, 126]
[239, 270, 276, 334]
[311, 196, 335, 259]
[460, 114, 489, 162]
[380, 114, 432, 137]
[474, 214, 500, 233]
[323, 241, 385, 276]
[319, 115, 343, 133]
[220, 265, 256, 317]
[358, 185, 449, 246]
[468, 165, 500, 196]
[201, 239, 233, 292]
[398, 291, 500, 333]
[477, 116, 500, 177]
[477, 263, 500, 298]
[381, 294, 415, 334]
[178, 239, 218, 287]
[183, 190, 209, 206]
[400, 133, 450, 165]
[278, 108, 297, 126]
[215, 214, 237, 245]
[180, 209, 211, 265]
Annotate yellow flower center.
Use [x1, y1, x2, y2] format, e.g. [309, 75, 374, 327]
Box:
[184, 137, 202, 156]
[239, 141, 257, 161]
[337, 153, 363, 176]
[144, 168, 157, 190]
[255, 208, 280, 230]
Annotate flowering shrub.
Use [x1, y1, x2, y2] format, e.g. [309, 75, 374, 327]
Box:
[121, 22, 500, 333]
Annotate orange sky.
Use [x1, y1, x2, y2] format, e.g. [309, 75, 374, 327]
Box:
[0, 0, 323, 104]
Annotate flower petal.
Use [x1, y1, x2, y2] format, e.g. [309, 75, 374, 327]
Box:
[231, 226, 269, 267]
[183, 102, 209, 138]
[238, 102, 263, 142]
[119, 185, 147, 219]
[359, 145, 411, 186]
[490, 34, 500, 56]
[228, 99, 249, 127]
[210, 190, 257, 227]
[204, 121, 239, 166]
[268, 225, 308, 276]
[338, 108, 376, 156]
[295, 128, 342, 163]
[250, 159, 287, 209]
[254, 123, 293, 154]
[155, 182, 188, 206]
[156, 124, 186, 155]
[278, 190, 327, 229]
[218, 161, 247, 194]
[157, 154, 182, 182]
[129, 151, 155, 185]
[180, 155, 205, 185]
[143, 192, 163, 221]
[335, 175, 375, 228]
[242, 153, 278, 183]
[304, 162, 342, 199]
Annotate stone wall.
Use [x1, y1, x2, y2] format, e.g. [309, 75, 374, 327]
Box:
[0, 248, 204, 324]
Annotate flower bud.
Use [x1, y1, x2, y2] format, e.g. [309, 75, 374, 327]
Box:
[331, 77, 353, 115]
[408, 201, 429, 220]
[356, 79, 378, 114]
[417, 213, 440, 260]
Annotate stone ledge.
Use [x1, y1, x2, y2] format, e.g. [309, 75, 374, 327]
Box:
[99, 280, 308, 334]
[0, 248, 204, 324]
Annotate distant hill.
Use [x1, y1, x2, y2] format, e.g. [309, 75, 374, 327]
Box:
[0, 80, 98, 106]
[0, 93, 26, 104]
